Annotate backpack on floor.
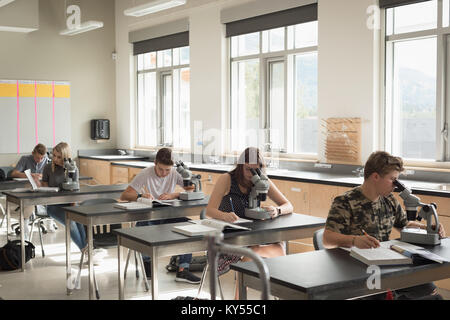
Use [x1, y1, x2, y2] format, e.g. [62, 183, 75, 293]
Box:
[165, 255, 207, 272]
[0, 240, 35, 271]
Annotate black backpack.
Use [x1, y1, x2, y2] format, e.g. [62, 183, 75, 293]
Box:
[0, 240, 35, 271]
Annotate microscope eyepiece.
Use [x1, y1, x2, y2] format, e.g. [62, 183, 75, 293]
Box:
[393, 179, 406, 192]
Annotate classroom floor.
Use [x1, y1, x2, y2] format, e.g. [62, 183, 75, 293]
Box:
[0, 217, 448, 300]
[0, 218, 259, 300]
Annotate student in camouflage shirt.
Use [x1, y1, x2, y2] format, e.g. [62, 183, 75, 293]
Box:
[323, 151, 446, 299]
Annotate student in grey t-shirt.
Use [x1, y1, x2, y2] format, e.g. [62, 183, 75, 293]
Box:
[9, 143, 49, 236]
[120, 148, 200, 284]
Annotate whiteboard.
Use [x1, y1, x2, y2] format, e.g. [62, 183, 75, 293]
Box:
[0, 80, 71, 154]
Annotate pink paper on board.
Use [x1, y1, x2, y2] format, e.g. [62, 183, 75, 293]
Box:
[16, 81, 20, 154]
[52, 81, 56, 147]
[35, 81, 38, 144]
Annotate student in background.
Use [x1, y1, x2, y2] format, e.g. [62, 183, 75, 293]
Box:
[9, 143, 49, 237]
[323, 151, 445, 299]
[206, 147, 293, 274]
[120, 147, 200, 284]
[41, 142, 105, 263]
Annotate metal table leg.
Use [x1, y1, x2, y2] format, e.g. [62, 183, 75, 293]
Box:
[66, 215, 73, 295]
[87, 221, 95, 300]
[151, 247, 158, 300]
[118, 237, 125, 300]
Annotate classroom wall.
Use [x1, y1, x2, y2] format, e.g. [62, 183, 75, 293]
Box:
[0, 0, 116, 166]
[115, 0, 382, 164]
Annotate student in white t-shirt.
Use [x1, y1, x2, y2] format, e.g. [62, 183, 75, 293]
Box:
[120, 148, 200, 284]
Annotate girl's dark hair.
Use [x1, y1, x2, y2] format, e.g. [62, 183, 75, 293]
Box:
[230, 147, 266, 191]
[155, 148, 174, 166]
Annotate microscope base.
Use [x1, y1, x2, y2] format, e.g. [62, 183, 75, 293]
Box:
[61, 182, 80, 191]
[244, 208, 271, 220]
[401, 228, 440, 245]
[179, 192, 205, 201]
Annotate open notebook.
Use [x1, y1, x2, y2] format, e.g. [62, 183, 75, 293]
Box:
[172, 218, 251, 236]
[11, 169, 59, 193]
[348, 240, 449, 266]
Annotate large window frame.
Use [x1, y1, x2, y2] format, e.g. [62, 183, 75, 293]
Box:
[135, 46, 190, 151]
[229, 22, 319, 159]
[382, 0, 450, 164]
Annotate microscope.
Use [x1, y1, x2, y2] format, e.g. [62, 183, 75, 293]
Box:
[175, 161, 205, 200]
[244, 168, 271, 220]
[62, 158, 80, 191]
[393, 179, 440, 245]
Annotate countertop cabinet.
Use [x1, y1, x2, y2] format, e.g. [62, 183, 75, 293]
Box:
[79, 158, 111, 185]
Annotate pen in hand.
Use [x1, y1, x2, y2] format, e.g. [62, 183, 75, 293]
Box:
[229, 196, 235, 213]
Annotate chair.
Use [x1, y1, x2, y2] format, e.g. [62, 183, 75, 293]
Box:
[28, 206, 58, 257]
[313, 228, 325, 250]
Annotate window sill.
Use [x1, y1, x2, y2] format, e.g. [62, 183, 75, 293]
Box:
[404, 160, 450, 173]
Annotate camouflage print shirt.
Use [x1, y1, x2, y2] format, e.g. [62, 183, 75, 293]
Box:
[325, 186, 408, 241]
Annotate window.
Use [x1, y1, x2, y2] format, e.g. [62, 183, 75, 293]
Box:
[230, 21, 318, 156]
[136, 46, 190, 149]
[384, 0, 449, 161]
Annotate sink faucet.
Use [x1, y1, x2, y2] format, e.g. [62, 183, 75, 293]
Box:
[352, 167, 364, 177]
[118, 149, 127, 155]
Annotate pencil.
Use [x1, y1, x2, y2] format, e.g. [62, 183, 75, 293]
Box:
[229, 196, 235, 213]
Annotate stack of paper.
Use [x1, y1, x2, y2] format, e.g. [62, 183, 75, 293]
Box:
[114, 202, 153, 210]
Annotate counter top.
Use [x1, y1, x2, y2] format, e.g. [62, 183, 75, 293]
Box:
[79, 155, 148, 161]
[109, 160, 450, 198]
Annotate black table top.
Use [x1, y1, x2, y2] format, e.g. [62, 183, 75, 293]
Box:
[2, 183, 128, 199]
[63, 196, 210, 217]
[113, 213, 325, 247]
[230, 238, 450, 297]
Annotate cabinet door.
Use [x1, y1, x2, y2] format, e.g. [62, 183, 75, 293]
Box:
[435, 215, 450, 290]
[111, 166, 129, 185]
[309, 183, 340, 218]
[272, 179, 309, 215]
[90, 160, 111, 185]
[128, 167, 143, 182]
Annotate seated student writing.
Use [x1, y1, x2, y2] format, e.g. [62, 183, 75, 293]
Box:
[206, 147, 293, 271]
[10, 143, 49, 237]
[41, 142, 105, 263]
[120, 147, 201, 284]
[323, 151, 446, 300]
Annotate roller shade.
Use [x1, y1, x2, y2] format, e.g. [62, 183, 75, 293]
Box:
[225, 3, 317, 38]
[133, 31, 189, 55]
[379, 0, 432, 9]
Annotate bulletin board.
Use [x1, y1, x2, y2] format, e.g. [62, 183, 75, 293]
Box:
[0, 80, 71, 154]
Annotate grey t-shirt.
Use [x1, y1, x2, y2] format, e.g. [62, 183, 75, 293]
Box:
[14, 154, 49, 174]
[129, 165, 183, 198]
[42, 163, 79, 188]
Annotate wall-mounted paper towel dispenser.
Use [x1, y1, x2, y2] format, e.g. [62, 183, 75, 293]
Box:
[91, 119, 110, 140]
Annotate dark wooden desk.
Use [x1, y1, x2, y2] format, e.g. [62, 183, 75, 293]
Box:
[113, 213, 325, 300]
[3, 183, 127, 271]
[231, 238, 450, 300]
[63, 197, 210, 300]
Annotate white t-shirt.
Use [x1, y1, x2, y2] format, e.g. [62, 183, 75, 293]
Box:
[129, 165, 183, 198]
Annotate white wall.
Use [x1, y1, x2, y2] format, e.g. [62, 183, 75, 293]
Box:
[0, 0, 116, 166]
[318, 0, 380, 163]
[116, 0, 381, 163]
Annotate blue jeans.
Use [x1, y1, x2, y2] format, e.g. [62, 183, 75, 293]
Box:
[137, 218, 192, 269]
[47, 204, 87, 251]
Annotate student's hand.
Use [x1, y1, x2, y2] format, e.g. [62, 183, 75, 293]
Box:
[183, 185, 195, 192]
[261, 206, 279, 219]
[220, 211, 239, 223]
[158, 193, 177, 200]
[432, 223, 446, 239]
[353, 235, 380, 249]
[142, 193, 154, 200]
[31, 173, 42, 180]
